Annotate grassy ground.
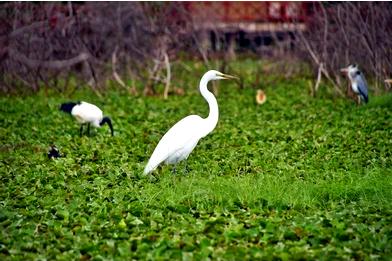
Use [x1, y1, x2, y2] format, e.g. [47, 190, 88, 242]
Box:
[1, 61, 392, 260]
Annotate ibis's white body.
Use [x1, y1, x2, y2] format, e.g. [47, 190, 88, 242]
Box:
[144, 70, 227, 174]
[71, 102, 103, 127]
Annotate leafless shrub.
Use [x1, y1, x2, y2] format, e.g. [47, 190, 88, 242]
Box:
[9, 2, 390, 99]
[0, 2, 199, 96]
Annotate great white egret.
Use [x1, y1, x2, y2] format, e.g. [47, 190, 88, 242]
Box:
[60, 101, 114, 136]
[341, 64, 369, 104]
[144, 70, 238, 174]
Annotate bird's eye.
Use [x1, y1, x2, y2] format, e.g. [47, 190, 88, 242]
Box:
[356, 71, 361, 75]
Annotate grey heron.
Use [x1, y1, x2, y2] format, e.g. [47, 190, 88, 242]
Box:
[341, 64, 369, 104]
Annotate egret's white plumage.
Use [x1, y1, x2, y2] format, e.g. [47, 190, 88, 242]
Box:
[144, 70, 238, 174]
[341, 64, 369, 104]
[60, 101, 114, 136]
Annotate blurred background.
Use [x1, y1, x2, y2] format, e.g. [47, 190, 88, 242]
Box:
[1, 1, 391, 97]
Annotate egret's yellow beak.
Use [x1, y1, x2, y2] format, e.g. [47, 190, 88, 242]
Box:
[219, 73, 240, 80]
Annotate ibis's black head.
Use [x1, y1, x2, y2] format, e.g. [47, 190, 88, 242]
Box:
[100, 116, 114, 136]
[60, 102, 78, 114]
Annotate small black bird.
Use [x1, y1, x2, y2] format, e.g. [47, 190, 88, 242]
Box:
[48, 145, 61, 159]
[60, 101, 114, 136]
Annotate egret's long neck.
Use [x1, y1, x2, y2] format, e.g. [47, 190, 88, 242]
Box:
[200, 76, 219, 134]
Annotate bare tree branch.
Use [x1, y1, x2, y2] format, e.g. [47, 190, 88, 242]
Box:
[163, 51, 171, 99]
[8, 48, 89, 69]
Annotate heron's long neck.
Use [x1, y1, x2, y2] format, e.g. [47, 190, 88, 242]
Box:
[200, 77, 219, 134]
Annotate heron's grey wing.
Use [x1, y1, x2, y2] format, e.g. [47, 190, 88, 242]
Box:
[356, 74, 369, 103]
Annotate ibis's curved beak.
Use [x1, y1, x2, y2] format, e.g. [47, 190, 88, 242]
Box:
[220, 73, 240, 80]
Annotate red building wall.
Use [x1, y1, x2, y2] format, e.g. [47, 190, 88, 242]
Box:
[184, 2, 311, 23]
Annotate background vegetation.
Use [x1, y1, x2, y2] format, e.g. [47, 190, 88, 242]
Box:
[1, 2, 391, 96]
[1, 59, 392, 259]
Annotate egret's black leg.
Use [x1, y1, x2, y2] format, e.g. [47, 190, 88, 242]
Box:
[172, 165, 177, 175]
[79, 124, 84, 137]
[87, 123, 90, 136]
